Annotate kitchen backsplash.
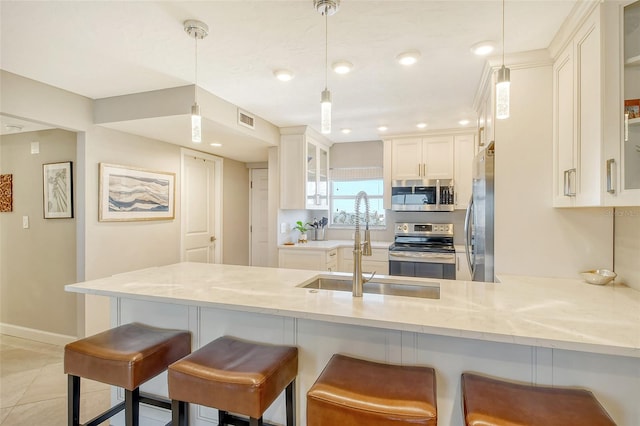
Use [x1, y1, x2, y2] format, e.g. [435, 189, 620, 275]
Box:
[614, 207, 640, 291]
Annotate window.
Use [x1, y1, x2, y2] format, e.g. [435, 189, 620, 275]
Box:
[330, 167, 385, 227]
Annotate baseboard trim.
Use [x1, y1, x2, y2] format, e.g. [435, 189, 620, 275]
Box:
[0, 323, 76, 346]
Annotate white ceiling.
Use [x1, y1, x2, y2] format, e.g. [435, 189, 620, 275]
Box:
[0, 0, 579, 162]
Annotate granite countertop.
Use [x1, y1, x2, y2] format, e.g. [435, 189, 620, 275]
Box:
[278, 240, 392, 250]
[65, 262, 640, 358]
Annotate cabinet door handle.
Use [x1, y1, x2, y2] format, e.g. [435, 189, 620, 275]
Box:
[564, 168, 576, 197]
[329, 252, 336, 257]
[606, 158, 616, 194]
[625, 113, 629, 142]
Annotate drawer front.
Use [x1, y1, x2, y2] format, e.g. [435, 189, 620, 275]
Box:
[325, 249, 338, 263]
[342, 248, 388, 262]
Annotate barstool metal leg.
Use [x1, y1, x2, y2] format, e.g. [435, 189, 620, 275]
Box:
[218, 409, 227, 426]
[125, 388, 140, 426]
[249, 417, 264, 426]
[285, 380, 296, 426]
[68, 375, 80, 426]
[171, 400, 188, 426]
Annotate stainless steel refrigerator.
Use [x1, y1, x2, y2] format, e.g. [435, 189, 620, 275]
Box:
[464, 142, 495, 282]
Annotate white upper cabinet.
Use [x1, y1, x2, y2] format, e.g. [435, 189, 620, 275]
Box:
[552, 9, 603, 207]
[553, 1, 640, 207]
[390, 136, 454, 181]
[604, 0, 640, 205]
[280, 127, 331, 210]
[552, 6, 604, 207]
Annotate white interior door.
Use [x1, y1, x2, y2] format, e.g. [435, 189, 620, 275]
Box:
[250, 168, 269, 266]
[182, 150, 222, 263]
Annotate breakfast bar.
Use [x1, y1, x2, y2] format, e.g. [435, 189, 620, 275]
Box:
[66, 262, 640, 425]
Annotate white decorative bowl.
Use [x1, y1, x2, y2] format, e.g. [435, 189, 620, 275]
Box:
[580, 269, 617, 285]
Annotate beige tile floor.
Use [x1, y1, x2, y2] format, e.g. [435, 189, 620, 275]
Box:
[0, 334, 110, 425]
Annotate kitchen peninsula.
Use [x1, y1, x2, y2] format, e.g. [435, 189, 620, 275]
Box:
[66, 263, 640, 425]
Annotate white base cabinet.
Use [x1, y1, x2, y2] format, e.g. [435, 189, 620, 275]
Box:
[339, 247, 389, 275]
[278, 248, 338, 272]
[112, 296, 640, 426]
[455, 250, 472, 281]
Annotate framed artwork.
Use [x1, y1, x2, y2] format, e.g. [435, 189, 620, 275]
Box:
[0, 174, 13, 212]
[99, 163, 175, 222]
[43, 162, 73, 218]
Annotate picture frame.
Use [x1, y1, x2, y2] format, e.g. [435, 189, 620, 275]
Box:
[0, 174, 13, 212]
[43, 162, 73, 219]
[99, 163, 175, 222]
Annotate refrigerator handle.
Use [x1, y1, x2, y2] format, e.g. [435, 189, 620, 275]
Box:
[464, 195, 475, 279]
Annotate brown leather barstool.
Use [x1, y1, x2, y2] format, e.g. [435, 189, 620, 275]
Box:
[64, 322, 191, 426]
[461, 372, 617, 425]
[307, 354, 438, 426]
[168, 336, 298, 426]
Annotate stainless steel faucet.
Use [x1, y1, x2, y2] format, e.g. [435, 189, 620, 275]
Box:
[353, 191, 375, 297]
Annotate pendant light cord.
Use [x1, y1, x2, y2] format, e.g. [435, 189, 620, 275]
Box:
[502, 0, 505, 66]
[194, 36, 199, 103]
[325, 11, 328, 91]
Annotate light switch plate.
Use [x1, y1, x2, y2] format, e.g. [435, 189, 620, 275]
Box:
[22, 216, 29, 229]
[30, 142, 39, 154]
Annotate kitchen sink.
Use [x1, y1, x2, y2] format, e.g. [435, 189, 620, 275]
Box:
[300, 275, 440, 299]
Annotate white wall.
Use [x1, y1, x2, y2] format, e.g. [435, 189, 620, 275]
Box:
[1, 70, 251, 338]
[0, 129, 78, 341]
[494, 64, 613, 279]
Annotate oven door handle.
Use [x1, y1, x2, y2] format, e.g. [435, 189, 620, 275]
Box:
[389, 252, 453, 259]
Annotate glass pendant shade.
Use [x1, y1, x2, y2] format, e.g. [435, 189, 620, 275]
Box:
[496, 65, 510, 120]
[191, 103, 202, 143]
[321, 89, 331, 134]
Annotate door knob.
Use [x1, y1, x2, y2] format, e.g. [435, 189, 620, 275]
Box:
[210, 236, 216, 242]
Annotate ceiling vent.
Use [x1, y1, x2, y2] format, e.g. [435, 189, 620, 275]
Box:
[238, 109, 255, 130]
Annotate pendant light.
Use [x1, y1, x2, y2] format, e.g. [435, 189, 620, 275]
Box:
[184, 20, 209, 143]
[496, 0, 510, 120]
[315, 0, 340, 134]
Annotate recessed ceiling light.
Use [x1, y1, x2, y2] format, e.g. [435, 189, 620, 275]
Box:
[459, 119, 471, 126]
[332, 61, 353, 74]
[396, 50, 421, 66]
[341, 128, 351, 134]
[377, 126, 388, 132]
[416, 123, 427, 129]
[273, 69, 294, 82]
[470, 41, 496, 56]
[210, 142, 222, 147]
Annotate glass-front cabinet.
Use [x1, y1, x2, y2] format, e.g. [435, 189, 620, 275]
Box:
[280, 127, 331, 210]
[605, 0, 640, 205]
[622, 1, 640, 194]
[306, 139, 329, 209]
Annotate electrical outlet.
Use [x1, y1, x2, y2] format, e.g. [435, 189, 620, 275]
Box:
[280, 223, 288, 233]
[22, 216, 29, 229]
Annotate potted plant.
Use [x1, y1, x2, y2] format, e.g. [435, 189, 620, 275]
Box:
[293, 220, 308, 243]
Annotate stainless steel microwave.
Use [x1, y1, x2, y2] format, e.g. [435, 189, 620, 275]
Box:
[391, 179, 455, 212]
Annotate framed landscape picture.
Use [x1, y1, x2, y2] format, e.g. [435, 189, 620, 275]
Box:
[43, 162, 73, 218]
[99, 163, 175, 222]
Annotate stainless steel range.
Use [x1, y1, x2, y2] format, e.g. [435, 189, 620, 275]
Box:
[388, 222, 456, 279]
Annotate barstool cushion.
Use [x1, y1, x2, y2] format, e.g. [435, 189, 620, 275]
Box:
[307, 354, 437, 426]
[461, 372, 616, 426]
[168, 336, 298, 419]
[64, 322, 191, 391]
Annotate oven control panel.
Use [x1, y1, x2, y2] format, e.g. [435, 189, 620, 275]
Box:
[395, 222, 453, 236]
